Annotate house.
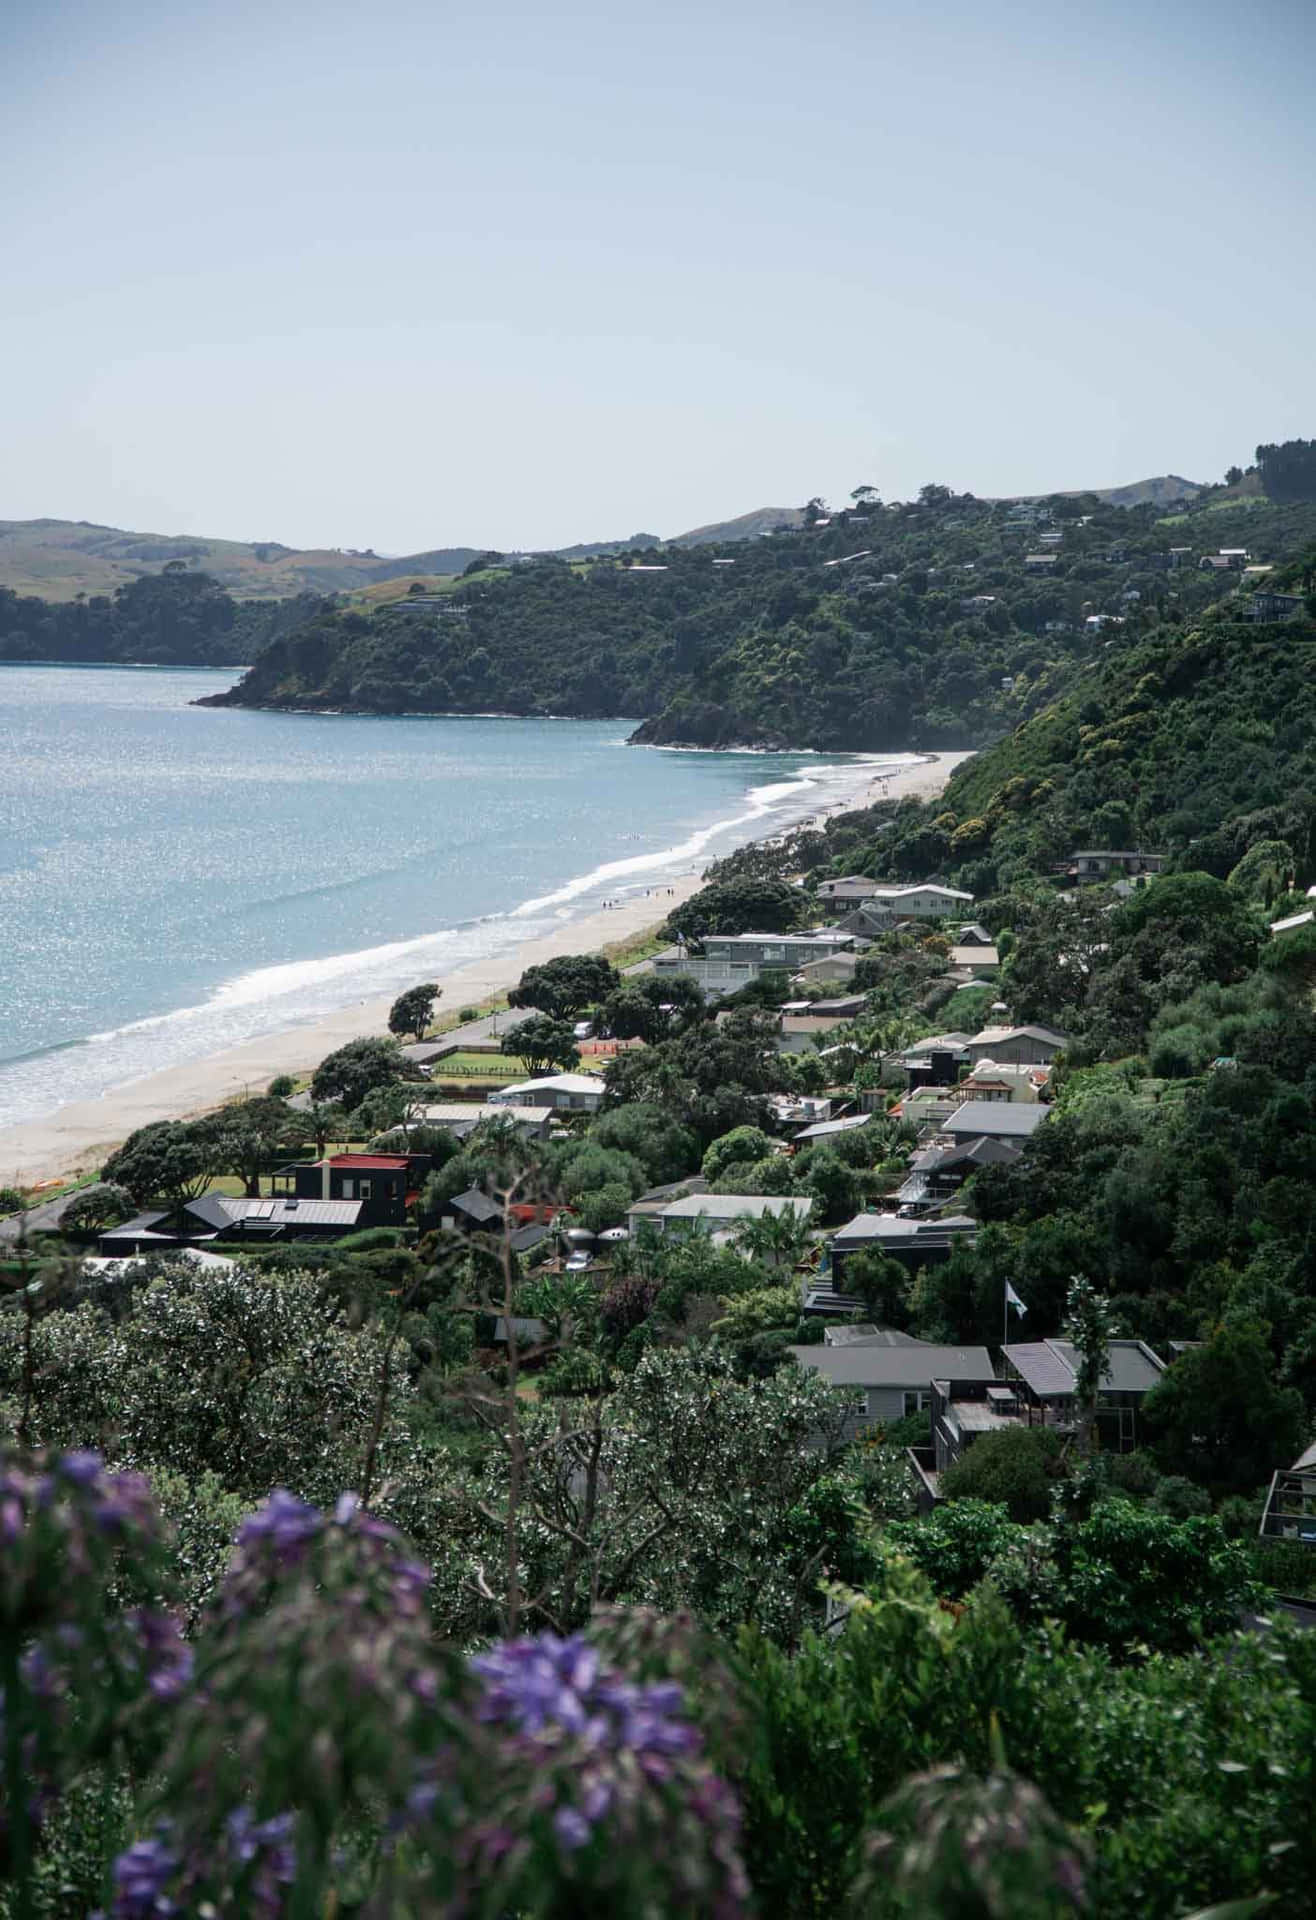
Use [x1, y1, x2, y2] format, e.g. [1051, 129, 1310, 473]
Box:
[960, 595, 998, 612]
[623, 1176, 710, 1233]
[955, 923, 995, 947]
[786, 1337, 995, 1434]
[1024, 553, 1059, 573]
[1065, 849, 1165, 881]
[827, 1211, 978, 1276]
[835, 903, 899, 938]
[630, 1192, 814, 1240]
[809, 992, 870, 1018]
[794, 951, 858, 986]
[949, 944, 999, 973]
[895, 1135, 1022, 1210]
[1270, 909, 1315, 936]
[1200, 548, 1250, 571]
[897, 1033, 973, 1089]
[99, 1193, 365, 1254]
[488, 1072, 605, 1113]
[1166, 547, 1193, 568]
[958, 1059, 1050, 1103]
[965, 1024, 1068, 1066]
[271, 1152, 424, 1228]
[864, 883, 974, 921]
[1248, 590, 1307, 623]
[651, 930, 856, 997]
[1259, 1440, 1316, 1546]
[998, 1338, 1166, 1451]
[816, 875, 880, 904]
[823, 1323, 926, 1347]
[767, 1094, 833, 1127]
[940, 1100, 1049, 1143]
[414, 1103, 553, 1141]
[776, 1012, 850, 1054]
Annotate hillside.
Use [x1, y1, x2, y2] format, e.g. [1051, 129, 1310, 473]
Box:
[0, 507, 801, 604]
[205, 490, 1316, 749]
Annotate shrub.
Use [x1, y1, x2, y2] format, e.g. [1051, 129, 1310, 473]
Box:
[940, 1427, 1063, 1523]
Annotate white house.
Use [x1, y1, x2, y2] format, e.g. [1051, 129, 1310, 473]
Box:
[488, 1072, 605, 1114]
[816, 875, 881, 904]
[651, 930, 855, 997]
[864, 884, 974, 920]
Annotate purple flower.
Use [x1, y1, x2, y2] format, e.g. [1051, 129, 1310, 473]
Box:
[127, 1609, 194, 1702]
[237, 1490, 323, 1557]
[470, 1632, 702, 1758]
[107, 1835, 180, 1917]
[58, 1450, 105, 1486]
[553, 1805, 592, 1851]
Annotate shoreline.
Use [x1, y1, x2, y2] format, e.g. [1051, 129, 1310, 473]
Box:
[0, 749, 970, 1189]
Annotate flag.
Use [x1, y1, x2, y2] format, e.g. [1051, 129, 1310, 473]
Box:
[1005, 1281, 1027, 1317]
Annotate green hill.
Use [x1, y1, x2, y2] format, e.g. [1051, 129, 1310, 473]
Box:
[205, 489, 1316, 749]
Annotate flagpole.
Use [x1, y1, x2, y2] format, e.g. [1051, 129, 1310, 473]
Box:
[1003, 1278, 1008, 1349]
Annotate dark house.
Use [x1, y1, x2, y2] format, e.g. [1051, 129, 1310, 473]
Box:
[271, 1152, 428, 1229]
[99, 1192, 364, 1254]
[895, 1135, 1021, 1211]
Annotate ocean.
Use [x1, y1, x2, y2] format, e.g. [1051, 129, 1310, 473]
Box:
[0, 665, 912, 1131]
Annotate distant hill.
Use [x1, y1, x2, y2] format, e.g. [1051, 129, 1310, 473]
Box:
[1090, 474, 1203, 509]
[0, 510, 800, 603]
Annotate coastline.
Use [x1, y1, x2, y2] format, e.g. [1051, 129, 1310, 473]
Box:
[0, 749, 970, 1189]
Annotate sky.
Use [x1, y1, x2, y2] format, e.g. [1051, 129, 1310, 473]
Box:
[3, 0, 1314, 553]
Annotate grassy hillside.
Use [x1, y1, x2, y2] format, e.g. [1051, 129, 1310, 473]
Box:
[206, 490, 1316, 746]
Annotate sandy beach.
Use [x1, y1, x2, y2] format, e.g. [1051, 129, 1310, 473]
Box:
[0, 749, 971, 1188]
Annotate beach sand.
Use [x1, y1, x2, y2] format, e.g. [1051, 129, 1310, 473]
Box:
[0, 749, 972, 1188]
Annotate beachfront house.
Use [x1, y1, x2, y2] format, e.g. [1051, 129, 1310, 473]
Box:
[488, 1072, 605, 1113]
[99, 1192, 366, 1255]
[651, 930, 856, 998]
[269, 1151, 427, 1229]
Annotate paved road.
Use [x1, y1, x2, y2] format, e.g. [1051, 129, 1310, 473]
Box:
[0, 1190, 79, 1245]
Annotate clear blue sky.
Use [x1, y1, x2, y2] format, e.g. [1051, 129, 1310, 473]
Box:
[3, 0, 1313, 553]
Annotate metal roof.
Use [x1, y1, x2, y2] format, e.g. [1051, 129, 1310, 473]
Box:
[942, 1102, 1049, 1140]
[328, 1154, 410, 1170]
[660, 1193, 814, 1222]
[223, 1197, 363, 1228]
[788, 1343, 993, 1388]
[1004, 1338, 1165, 1398]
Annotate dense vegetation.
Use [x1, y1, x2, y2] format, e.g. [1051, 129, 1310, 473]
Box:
[0, 565, 322, 667]
[206, 484, 1316, 746]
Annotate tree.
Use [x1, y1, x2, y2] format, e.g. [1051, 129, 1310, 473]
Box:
[102, 1121, 215, 1207]
[702, 1126, 775, 1184]
[59, 1182, 134, 1236]
[306, 1101, 347, 1156]
[731, 1205, 814, 1269]
[1142, 1318, 1306, 1495]
[600, 974, 704, 1044]
[849, 485, 882, 508]
[589, 1103, 699, 1187]
[666, 877, 803, 941]
[311, 1036, 410, 1114]
[508, 955, 619, 1022]
[503, 1016, 580, 1079]
[201, 1096, 302, 1196]
[388, 982, 441, 1043]
[1063, 1275, 1113, 1458]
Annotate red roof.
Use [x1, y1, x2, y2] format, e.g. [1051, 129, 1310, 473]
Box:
[328, 1154, 410, 1170]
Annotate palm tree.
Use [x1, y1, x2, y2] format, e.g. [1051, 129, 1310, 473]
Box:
[732, 1205, 814, 1270]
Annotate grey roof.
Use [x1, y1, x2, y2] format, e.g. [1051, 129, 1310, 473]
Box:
[99, 1210, 170, 1241]
[788, 1342, 994, 1388]
[447, 1188, 503, 1225]
[942, 1102, 1049, 1140]
[1004, 1338, 1165, 1398]
[659, 1193, 814, 1223]
[824, 1324, 930, 1348]
[832, 1212, 978, 1245]
[221, 1196, 363, 1229]
[909, 1136, 1022, 1176]
[508, 1222, 552, 1255]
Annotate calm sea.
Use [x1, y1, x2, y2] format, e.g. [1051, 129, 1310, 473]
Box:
[0, 665, 911, 1129]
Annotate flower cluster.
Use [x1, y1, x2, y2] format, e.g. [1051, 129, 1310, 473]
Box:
[448, 1629, 749, 1912]
[1, 1449, 164, 1636]
[98, 1811, 296, 1919]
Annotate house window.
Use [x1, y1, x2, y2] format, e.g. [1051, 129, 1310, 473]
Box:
[903, 1391, 931, 1416]
[341, 1178, 354, 1198]
[359, 1180, 372, 1200]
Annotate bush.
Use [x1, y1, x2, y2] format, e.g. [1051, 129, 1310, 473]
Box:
[0, 1184, 28, 1214]
[1151, 1474, 1212, 1519]
[267, 1074, 296, 1098]
[58, 1182, 135, 1237]
[940, 1427, 1063, 1522]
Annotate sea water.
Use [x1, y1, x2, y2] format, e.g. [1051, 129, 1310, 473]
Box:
[0, 664, 914, 1129]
